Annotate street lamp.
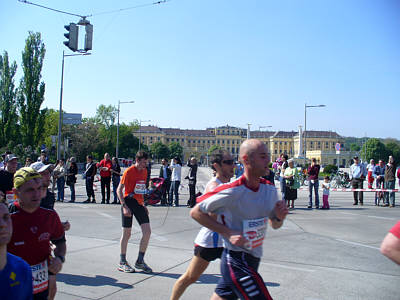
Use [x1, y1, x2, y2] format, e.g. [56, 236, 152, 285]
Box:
[138, 120, 151, 152]
[57, 51, 91, 160]
[304, 103, 326, 166]
[116, 100, 134, 158]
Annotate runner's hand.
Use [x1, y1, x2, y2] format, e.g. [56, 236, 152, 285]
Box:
[122, 205, 132, 217]
[62, 221, 71, 231]
[227, 232, 248, 247]
[274, 200, 289, 220]
[48, 256, 63, 274]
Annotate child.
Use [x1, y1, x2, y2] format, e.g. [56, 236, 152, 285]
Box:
[321, 176, 330, 209]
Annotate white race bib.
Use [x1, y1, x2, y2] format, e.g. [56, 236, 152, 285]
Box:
[6, 191, 14, 205]
[134, 180, 146, 195]
[31, 260, 49, 294]
[243, 217, 268, 250]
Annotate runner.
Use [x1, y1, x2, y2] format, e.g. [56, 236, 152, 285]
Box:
[8, 167, 66, 300]
[171, 149, 235, 300]
[191, 139, 288, 300]
[0, 198, 33, 300]
[117, 151, 152, 273]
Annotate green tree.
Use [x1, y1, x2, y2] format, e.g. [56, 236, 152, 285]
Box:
[362, 138, 387, 162]
[385, 142, 400, 163]
[349, 143, 360, 152]
[0, 51, 18, 146]
[168, 142, 183, 159]
[95, 104, 117, 129]
[208, 144, 222, 155]
[17, 32, 47, 147]
[119, 123, 139, 158]
[150, 142, 170, 161]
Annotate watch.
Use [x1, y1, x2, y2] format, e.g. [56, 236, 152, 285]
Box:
[56, 255, 65, 263]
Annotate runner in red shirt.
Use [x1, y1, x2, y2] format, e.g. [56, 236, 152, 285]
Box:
[8, 167, 66, 300]
[97, 153, 113, 204]
[117, 151, 153, 273]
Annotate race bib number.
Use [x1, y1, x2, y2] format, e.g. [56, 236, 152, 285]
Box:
[134, 180, 146, 195]
[31, 260, 48, 294]
[6, 191, 15, 205]
[243, 217, 268, 250]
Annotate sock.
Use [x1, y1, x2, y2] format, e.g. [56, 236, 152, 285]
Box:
[120, 254, 127, 264]
[137, 251, 145, 264]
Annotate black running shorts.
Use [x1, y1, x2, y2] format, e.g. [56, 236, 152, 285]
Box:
[194, 245, 223, 262]
[122, 197, 149, 227]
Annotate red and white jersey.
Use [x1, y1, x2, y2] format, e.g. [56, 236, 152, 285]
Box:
[8, 203, 65, 266]
[197, 176, 278, 258]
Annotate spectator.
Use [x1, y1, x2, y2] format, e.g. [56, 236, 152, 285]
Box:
[0, 154, 18, 205]
[349, 156, 367, 206]
[66, 157, 78, 203]
[367, 159, 376, 189]
[186, 157, 198, 208]
[159, 159, 171, 206]
[380, 221, 400, 265]
[111, 157, 121, 204]
[83, 155, 97, 203]
[321, 176, 331, 209]
[374, 160, 386, 206]
[384, 156, 397, 207]
[25, 157, 32, 167]
[169, 157, 182, 207]
[97, 153, 112, 204]
[279, 154, 289, 201]
[284, 158, 299, 209]
[54, 159, 66, 202]
[307, 158, 320, 209]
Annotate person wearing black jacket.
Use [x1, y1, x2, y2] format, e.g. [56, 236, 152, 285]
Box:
[384, 156, 397, 207]
[159, 159, 172, 206]
[67, 157, 78, 203]
[186, 157, 198, 208]
[83, 155, 97, 203]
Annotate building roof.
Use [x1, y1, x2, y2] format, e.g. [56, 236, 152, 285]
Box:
[250, 131, 275, 138]
[298, 131, 342, 138]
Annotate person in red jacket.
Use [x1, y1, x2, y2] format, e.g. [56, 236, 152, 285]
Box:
[97, 153, 113, 204]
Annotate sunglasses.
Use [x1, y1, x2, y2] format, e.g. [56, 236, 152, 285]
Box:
[222, 159, 234, 165]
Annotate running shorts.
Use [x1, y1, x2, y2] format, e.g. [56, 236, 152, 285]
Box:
[122, 197, 149, 227]
[194, 245, 223, 262]
[215, 249, 273, 300]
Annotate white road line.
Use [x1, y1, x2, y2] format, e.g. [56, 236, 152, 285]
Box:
[367, 215, 397, 221]
[339, 212, 396, 221]
[335, 238, 380, 250]
[96, 212, 114, 219]
[260, 262, 315, 272]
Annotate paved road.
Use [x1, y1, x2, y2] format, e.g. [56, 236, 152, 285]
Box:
[53, 165, 399, 300]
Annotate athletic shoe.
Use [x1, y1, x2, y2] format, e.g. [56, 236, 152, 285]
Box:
[118, 262, 135, 273]
[83, 199, 90, 203]
[135, 261, 152, 274]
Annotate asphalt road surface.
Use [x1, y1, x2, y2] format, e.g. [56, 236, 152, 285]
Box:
[52, 165, 399, 300]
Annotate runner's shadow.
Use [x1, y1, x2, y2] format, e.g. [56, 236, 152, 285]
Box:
[57, 273, 133, 289]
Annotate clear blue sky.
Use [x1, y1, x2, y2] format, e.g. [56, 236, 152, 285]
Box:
[1, 0, 399, 139]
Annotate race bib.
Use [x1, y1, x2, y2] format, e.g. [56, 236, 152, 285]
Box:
[243, 217, 268, 250]
[6, 191, 15, 205]
[31, 260, 48, 294]
[134, 180, 146, 195]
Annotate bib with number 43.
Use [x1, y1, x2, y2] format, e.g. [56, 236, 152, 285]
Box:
[31, 260, 49, 294]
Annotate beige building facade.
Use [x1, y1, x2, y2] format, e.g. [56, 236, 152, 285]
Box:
[135, 125, 350, 166]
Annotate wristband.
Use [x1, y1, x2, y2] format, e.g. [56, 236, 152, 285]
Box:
[56, 255, 65, 263]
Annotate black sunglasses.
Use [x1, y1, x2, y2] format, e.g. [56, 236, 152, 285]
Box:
[222, 159, 234, 165]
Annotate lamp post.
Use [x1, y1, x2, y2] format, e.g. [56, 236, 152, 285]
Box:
[57, 51, 91, 160]
[138, 120, 151, 152]
[116, 100, 134, 158]
[304, 103, 326, 166]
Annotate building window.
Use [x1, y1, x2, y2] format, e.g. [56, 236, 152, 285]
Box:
[284, 142, 287, 145]
[222, 140, 225, 144]
[158, 137, 160, 141]
[274, 149, 278, 154]
[166, 138, 169, 142]
[227, 140, 230, 144]
[280, 142, 282, 145]
[182, 139, 184, 142]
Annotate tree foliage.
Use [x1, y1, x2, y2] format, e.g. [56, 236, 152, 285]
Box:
[150, 142, 170, 161]
[208, 145, 222, 155]
[17, 32, 47, 147]
[362, 138, 387, 162]
[168, 142, 183, 159]
[385, 142, 400, 164]
[0, 51, 18, 146]
[349, 143, 360, 152]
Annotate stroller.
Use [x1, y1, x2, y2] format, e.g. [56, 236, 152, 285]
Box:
[144, 177, 165, 206]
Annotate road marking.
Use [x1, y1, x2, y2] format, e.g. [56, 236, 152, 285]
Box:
[339, 212, 397, 221]
[335, 238, 379, 250]
[260, 262, 315, 272]
[96, 212, 114, 219]
[367, 215, 397, 221]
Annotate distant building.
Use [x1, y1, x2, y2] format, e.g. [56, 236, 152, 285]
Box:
[134, 125, 354, 166]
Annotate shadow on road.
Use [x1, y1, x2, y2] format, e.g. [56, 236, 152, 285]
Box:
[57, 273, 133, 289]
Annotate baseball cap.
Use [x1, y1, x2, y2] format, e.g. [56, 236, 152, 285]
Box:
[14, 167, 42, 189]
[30, 161, 54, 173]
[5, 154, 18, 162]
[353, 156, 359, 160]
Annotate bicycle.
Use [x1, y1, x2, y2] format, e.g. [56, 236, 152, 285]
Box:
[330, 170, 351, 188]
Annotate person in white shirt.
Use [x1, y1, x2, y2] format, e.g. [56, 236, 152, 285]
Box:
[169, 157, 182, 207]
[321, 176, 331, 209]
[367, 159, 376, 189]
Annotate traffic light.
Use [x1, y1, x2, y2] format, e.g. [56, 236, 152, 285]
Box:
[84, 23, 93, 51]
[64, 23, 78, 52]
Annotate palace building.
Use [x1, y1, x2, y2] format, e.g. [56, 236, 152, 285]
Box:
[134, 125, 353, 166]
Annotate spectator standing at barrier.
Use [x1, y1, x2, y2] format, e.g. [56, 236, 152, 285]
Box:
[284, 158, 299, 209]
[186, 157, 198, 208]
[54, 159, 66, 202]
[367, 159, 376, 189]
[66, 157, 78, 203]
[279, 154, 289, 201]
[97, 153, 112, 204]
[374, 160, 386, 205]
[321, 176, 331, 209]
[384, 156, 397, 207]
[83, 155, 97, 203]
[159, 159, 172, 206]
[0, 154, 18, 205]
[380, 221, 400, 265]
[169, 157, 182, 207]
[349, 156, 367, 206]
[307, 158, 320, 209]
[111, 157, 121, 204]
[0, 199, 33, 300]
